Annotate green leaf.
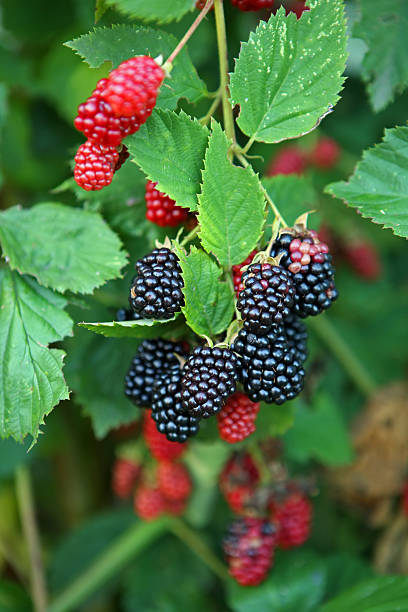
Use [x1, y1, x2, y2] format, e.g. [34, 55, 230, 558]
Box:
[105, 0, 193, 24]
[65, 25, 207, 109]
[0, 203, 127, 294]
[284, 394, 353, 466]
[320, 576, 408, 612]
[0, 580, 31, 612]
[78, 315, 181, 339]
[230, 0, 347, 144]
[353, 0, 408, 112]
[227, 549, 327, 612]
[198, 122, 265, 266]
[0, 270, 72, 441]
[326, 126, 408, 239]
[173, 244, 235, 337]
[262, 175, 318, 234]
[126, 109, 209, 211]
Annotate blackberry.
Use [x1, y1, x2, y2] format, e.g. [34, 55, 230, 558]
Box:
[152, 369, 200, 443]
[271, 231, 338, 318]
[124, 338, 187, 407]
[237, 263, 295, 333]
[283, 313, 308, 364]
[129, 248, 184, 319]
[232, 327, 304, 404]
[181, 346, 240, 418]
[116, 308, 143, 321]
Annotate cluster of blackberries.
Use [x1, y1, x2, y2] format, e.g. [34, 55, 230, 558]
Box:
[73, 56, 164, 191]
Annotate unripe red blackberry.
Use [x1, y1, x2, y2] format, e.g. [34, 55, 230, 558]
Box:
[152, 369, 200, 443]
[143, 412, 186, 462]
[266, 146, 306, 176]
[134, 484, 166, 521]
[284, 0, 309, 18]
[124, 338, 188, 408]
[217, 392, 260, 443]
[310, 137, 340, 169]
[403, 482, 408, 517]
[181, 346, 240, 418]
[271, 230, 338, 318]
[102, 56, 164, 120]
[231, 0, 275, 11]
[270, 493, 312, 549]
[157, 461, 192, 502]
[129, 248, 184, 320]
[223, 518, 277, 586]
[112, 458, 141, 499]
[232, 250, 257, 297]
[145, 181, 189, 227]
[284, 313, 308, 364]
[115, 145, 130, 171]
[232, 326, 305, 404]
[343, 241, 381, 281]
[74, 79, 140, 147]
[237, 262, 296, 333]
[74, 140, 118, 191]
[219, 452, 260, 514]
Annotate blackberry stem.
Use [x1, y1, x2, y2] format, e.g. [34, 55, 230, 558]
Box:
[164, 1, 214, 67]
[168, 518, 229, 581]
[181, 225, 200, 246]
[200, 87, 222, 125]
[214, 0, 236, 152]
[308, 315, 377, 397]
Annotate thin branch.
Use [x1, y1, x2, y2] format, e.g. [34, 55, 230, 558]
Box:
[164, 1, 214, 68]
[213, 0, 236, 150]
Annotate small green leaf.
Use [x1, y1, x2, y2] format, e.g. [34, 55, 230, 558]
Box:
[126, 110, 209, 211]
[320, 576, 408, 612]
[230, 0, 347, 143]
[353, 0, 408, 112]
[105, 0, 193, 24]
[173, 244, 235, 337]
[65, 25, 206, 109]
[78, 315, 181, 338]
[326, 126, 408, 239]
[0, 203, 127, 294]
[0, 270, 72, 441]
[198, 122, 265, 266]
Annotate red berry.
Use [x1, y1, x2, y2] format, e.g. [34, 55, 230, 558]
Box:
[266, 146, 306, 176]
[343, 241, 382, 281]
[285, 0, 309, 18]
[231, 0, 274, 11]
[217, 392, 260, 443]
[157, 461, 192, 501]
[402, 482, 408, 516]
[74, 140, 119, 191]
[165, 497, 187, 516]
[195, 0, 213, 8]
[134, 484, 166, 521]
[232, 250, 257, 296]
[224, 518, 277, 586]
[102, 56, 164, 120]
[310, 137, 340, 169]
[219, 452, 260, 514]
[145, 181, 189, 227]
[112, 458, 141, 499]
[74, 79, 140, 148]
[270, 493, 312, 549]
[143, 412, 186, 462]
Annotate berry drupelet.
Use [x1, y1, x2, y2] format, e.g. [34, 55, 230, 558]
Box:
[143, 412, 186, 461]
[181, 346, 240, 418]
[157, 461, 192, 502]
[232, 250, 257, 297]
[283, 313, 308, 364]
[219, 452, 260, 514]
[223, 518, 277, 586]
[266, 146, 306, 176]
[217, 392, 260, 443]
[101, 56, 164, 120]
[145, 181, 189, 227]
[271, 230, 338, 318]
[270, 493, 312, 549]
[74, 140, 118, 191]
[231, 0, 275, 11]
[112, 458, 141, 499]
[237, 262, 295, 333]
[129, 248, 184, 320]
[152, 369, 200, 443]
[232, 326, 305, 404]
[124, 338, 188, 408]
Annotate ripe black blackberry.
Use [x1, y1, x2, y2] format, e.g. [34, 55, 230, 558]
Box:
[116, 308, 143, 321]
[283, 313, 308, 364]
[232, 327, 304, 404]
[129, 247, 184, 319]
[271, 231, 338, 318]
[237, 263, 295, 333]
[181, 346, 240, 418]
[151, 369, 200, 443]
[124, 339, 187, 408]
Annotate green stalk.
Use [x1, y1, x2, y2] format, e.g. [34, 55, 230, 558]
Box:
[47, 518, 170, 612]
[308, 315, 377, 398]
[15, 466, 48, 612]
[213, 0, 236, 148]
